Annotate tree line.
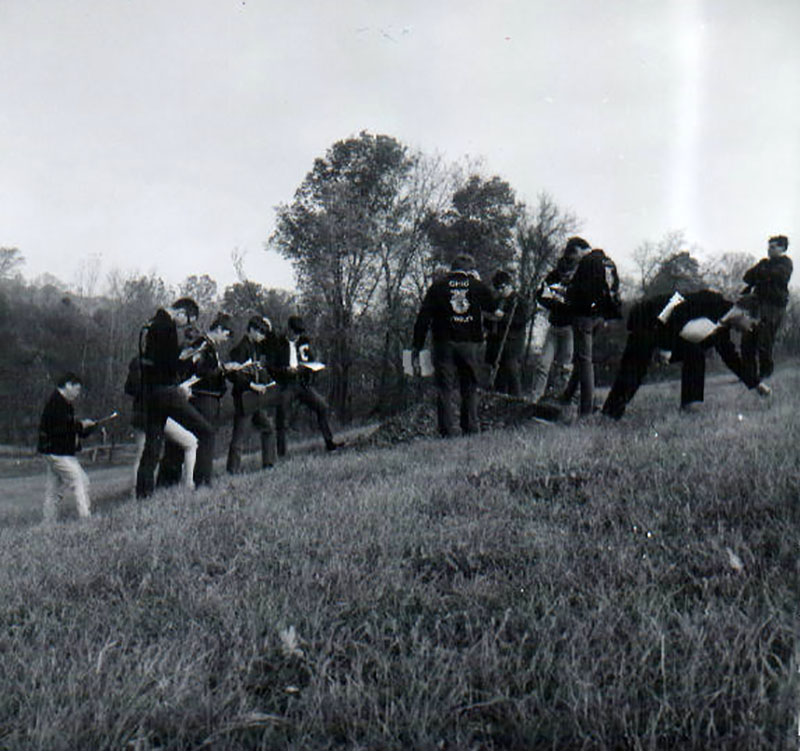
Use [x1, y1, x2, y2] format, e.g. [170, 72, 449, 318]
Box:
[1, 131, 797, 444]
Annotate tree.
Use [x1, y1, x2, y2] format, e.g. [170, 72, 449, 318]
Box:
[701, 252, 757, 298]
[631, 230, 686, 296]
[646, 251, 705, 297]
[222, 282, 295, 329]
[180, 274, 219, 318]
[424, 174, 523, 280]
[0, 247, 24, 280]
[271, 131, 416, 418]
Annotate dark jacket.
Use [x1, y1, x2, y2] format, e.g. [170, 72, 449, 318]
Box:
[536, 259, 577, 327]
[140, 309, 180, 389]
[630, 290, 759, 389]
[181, 336, 227, 399]
[269, 334, 317, 385]
[227, 334, 273, 398]
[413, 271, 497, 349]
[37, 390, 93, 456]
[743, 256, 793, 307]
[485, 292, 531, 360]
[566, 249, 615, 318]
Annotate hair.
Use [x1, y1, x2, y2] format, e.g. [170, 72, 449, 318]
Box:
[768, 235, 789, 250]
[287, 315, 306, 334]
[170, 297, 199, 321]
[565, 236, 591, 254]
[56, 371, 83, 388]
[209, 312, 234, 334]
[492, 270, 513, 288]
[247, 315, 270, 334]
[450, 253, 476, 272]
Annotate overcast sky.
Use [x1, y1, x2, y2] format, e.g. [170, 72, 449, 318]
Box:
[2, 0, 799, 295]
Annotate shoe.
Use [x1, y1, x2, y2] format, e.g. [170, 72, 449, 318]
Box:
[326, 441, 342, 452]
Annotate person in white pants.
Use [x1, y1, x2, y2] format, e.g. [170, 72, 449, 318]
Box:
[37, 372, 96, 522]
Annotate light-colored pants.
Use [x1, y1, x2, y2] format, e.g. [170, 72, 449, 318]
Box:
[43, 454, 90, 521]
[133, 417, 198, 495]
[530, 324, 573, 401]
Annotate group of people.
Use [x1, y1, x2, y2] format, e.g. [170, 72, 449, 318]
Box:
[37, 304, 340, 520]
[411, 234, 791, 436]
[36, 234, 791, 521]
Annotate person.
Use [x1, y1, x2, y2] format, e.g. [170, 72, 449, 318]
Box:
[411, 253, 503, 437]
[484, 270, 530, 396]
[157, 312, 234, 487]
[125, 353, 198, 494]
[135, 297, 215, 498]
[558, 239, 622, 417]
[740, 235, 792, 381]
[226, 315, 278, 473]
[602, 290, 770, 419]
[267, 315, 340, 455]
[36, 372, 97, 522]
[530, 243, 581, 402]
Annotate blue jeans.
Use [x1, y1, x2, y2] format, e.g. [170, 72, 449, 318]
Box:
[531, 323, 573, 401]
[563, 316, 603, 415]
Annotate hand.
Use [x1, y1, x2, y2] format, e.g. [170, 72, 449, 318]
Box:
[655, 349, 672, 365]
[411, 349, 421, 378]
[81, 418, 96, 429]
[756, 382, 771, 397]
[250, 382, 268, 394]
[178, 382, 192, 399]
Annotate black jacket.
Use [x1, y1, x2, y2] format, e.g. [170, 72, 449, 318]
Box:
[536, 261, 576, 327]
[566, 249, 612, 318]
[227, 334, 273, 398]
[629, 290, 759, 389]
[413, 271, 497, 348]
[37, 390, 94, 456]
[181, 336, 227, 399]
[140, 309, 180, 389]
[269, 335, 317, 385]
[743, 256, 793, 307]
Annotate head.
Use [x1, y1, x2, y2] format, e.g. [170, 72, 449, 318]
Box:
[287, 315, 306, 339]
[491, 269, 514, 297]
[564, 236, 591, 258]
[168, 297, 199, 327]
[246, 315, 270, 343]
[450, 253, 476, 273]
[767, 235, 789, 259]
[207, 312, 234, 344]
[56, 372, 83, 402]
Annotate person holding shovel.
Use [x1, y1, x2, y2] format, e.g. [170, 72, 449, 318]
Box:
[484, 270, 530, 396]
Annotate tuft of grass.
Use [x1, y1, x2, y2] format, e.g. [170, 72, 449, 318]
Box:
[0, 369, 797, 749]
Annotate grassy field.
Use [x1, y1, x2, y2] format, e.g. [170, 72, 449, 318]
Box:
[0, 369, 797, 750]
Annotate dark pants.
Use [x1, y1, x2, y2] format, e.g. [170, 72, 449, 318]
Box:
[485, 336, 523, 396]
[741, 302, 784, 380]
[562, 316, 603, 415]
[271, 381, 335, 455]
[158, 393, 219, 488]
[433, 340, 482, 437]
[226, 392, 277, 474]
[602, 331, 707, 419]
[136, 386, 214, 498]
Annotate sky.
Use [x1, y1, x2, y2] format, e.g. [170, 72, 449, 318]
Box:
[2, 0, 799, 296]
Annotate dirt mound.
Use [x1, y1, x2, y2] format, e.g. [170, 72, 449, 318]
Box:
[354, 390, 563, 448]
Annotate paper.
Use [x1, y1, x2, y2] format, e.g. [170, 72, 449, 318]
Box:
[180, 374, 201, 389]
[301, 361, 326, 372]
[402, 349, 434, 377]
[679, 317, 719, 343]
[657, 291, 685, 324]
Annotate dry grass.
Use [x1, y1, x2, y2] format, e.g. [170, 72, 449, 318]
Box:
[0, 368, 797, 750]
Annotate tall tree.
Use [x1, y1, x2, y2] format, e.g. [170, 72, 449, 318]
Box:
[701, 252, 758, 297]
[271, 131, 415, 418]
[424, 174, 523, 280]
[646, 251, 705, 297]
[631, 230, 686, 295]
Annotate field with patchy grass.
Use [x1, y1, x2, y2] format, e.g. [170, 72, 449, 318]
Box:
[0, 369, 797, 750]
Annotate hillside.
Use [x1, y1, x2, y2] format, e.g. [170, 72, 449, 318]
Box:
[0, 369, 797, 750]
